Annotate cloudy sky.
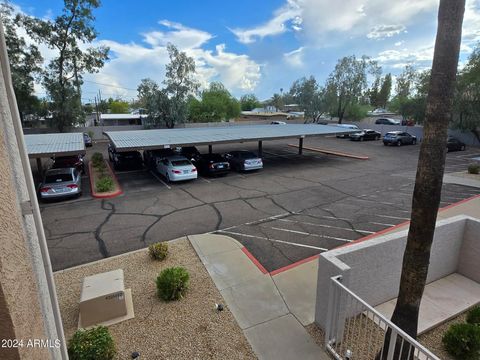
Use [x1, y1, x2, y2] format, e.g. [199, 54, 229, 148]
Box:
[11, 0, 480, 102]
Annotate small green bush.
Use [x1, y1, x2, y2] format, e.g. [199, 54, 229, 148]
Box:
[442, 323, 480, 360]
[467, 306, 480, 326]
[68, 326, 116, 360]
[148, 242, 169, 261]
[91, 152, 104, 168]
[156, 266, 190, 301]
[468, 164, 480, 175]
[87, 130, 94, 139]
[96, 176, 115, 193]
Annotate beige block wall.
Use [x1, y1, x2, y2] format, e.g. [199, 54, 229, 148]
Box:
[0, 96, 50, 360]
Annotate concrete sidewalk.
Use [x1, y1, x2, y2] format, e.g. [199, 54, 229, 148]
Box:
[189, 234, 329, 360]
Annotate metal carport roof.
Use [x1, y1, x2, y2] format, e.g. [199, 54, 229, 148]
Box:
[104, 124, 352, 151]
[25, 133, 85, 158]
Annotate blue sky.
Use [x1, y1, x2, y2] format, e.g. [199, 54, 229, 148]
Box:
[11, 0, 480, 102]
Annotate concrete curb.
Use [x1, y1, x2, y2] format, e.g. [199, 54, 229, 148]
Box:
[88, 160, 123, 199]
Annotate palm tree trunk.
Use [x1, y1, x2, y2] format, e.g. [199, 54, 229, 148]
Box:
[389, 0, 465, 343]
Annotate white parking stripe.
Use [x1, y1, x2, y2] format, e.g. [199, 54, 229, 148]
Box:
[199, 177, 211, 183]
[376, 214, 410, 220]
[270, 227, 352, 242]
[218, 230, 328, 251]
[149, 171, 171, 189]
[278, 218, 374, 234]
[369, 221, 396, 227]
[215, 212, 292, 232]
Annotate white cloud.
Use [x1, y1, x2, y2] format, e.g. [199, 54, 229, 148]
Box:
[229, 0, 302, 44]
[375, 46, 434, 68]
[394, 41, 405, 47]
[84, 21, 262, 98]
[283, 47, 305, 67]
[367, 25, 406, 40]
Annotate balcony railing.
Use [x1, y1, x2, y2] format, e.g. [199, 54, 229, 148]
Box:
[325, 276, 440, 360]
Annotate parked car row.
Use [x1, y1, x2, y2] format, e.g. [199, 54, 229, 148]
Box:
[336, 125, 467, 151]
[109, 145, 263, 183]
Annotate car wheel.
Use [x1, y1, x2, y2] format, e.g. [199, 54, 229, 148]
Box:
[461, 145, 466, 151]
[397, 141, 402, 146]
[412, 139, 417, 145]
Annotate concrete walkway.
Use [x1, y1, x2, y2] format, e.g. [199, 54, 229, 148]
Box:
[189, 234, 329, 360]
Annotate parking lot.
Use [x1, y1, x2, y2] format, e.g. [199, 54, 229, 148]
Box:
[38, 136, 480, 272]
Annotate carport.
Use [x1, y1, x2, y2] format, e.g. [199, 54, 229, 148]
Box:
[103, 124, 352, 156]
[25, 133, 86, 177]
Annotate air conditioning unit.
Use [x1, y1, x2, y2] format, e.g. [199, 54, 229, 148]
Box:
[78, 269, 134, 328]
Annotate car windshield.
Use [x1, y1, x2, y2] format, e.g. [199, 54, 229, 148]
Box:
[385, 133, 397, 137]
[45, 173, 73, 183]
[172, 160, 191, 166]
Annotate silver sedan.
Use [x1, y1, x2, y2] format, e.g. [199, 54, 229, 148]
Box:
[39, 168, 82, 200]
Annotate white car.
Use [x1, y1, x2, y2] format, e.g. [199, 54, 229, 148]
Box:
[271, 121, 287, 125]
[156, 155, 198, 182]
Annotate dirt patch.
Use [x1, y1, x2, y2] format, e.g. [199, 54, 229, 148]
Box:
[54, 238, 256, 359]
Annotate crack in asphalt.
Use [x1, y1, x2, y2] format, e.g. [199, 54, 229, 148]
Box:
[94, 200, 114, 258]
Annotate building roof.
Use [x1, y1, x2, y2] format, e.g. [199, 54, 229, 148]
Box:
[25, 133, 85, 158]
[100, 114, 146, 120]
[104, 124, 353, 152]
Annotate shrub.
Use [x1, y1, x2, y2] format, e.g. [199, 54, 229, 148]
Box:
[442, 323, 480, 360]
[87, 130, 94, 139]
[467, 306, 480, 326]
[148, 242, 169, 261]
[91, 152, 104, 168]
[96, 176, 115, 193]
[468, 164, 480, 175]
[156, 267, 190, 301]
[67, 326, 116, 360]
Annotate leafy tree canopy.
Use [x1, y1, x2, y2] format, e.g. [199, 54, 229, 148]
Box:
[187, 82, 240, 122]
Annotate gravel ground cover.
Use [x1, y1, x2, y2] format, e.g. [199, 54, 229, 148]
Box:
[54, 237, 256, 360]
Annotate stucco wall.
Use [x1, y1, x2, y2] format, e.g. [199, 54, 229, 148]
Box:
[458, 219, 480, 283]
[315, 216, 479, 330]
[0, 111, 50, 359]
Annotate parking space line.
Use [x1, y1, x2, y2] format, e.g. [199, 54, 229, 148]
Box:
[199, 177, 211, 183]
[277, 218, 374, 234]
[369, 221, 396, 227]
[319, 215, 354, 222]
[149, 171, 171, 189]
[376, 214, 410, 221]
[218, 230, 328, 251]
[214, 212, 292, 233]
[270, 227, 353, 242]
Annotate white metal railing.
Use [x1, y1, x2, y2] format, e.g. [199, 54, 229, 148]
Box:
[325, 276, 440, 360]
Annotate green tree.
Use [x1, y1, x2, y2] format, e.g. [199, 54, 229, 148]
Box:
[324, 55, 378, 123]
[289, 76, 324, 120]
[1, 3, 43, 122]
[137, 44, 199, 128]
[21, 0, 109, 131]
[452, 44, 480, 141]
[108, 99, 129, 113]
[187, 82, 240, 122]
[269, 93, 285, 111]
[379, 2, 465, 359]
[240, 93, 261, 111]
[378, 73, 392, 108]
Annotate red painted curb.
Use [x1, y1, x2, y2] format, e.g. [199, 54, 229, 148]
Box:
[269, 254, 320, 276]
[240, 192, 480, 276]
[241, 247, 268, 274]
[89, 160, 123, 199]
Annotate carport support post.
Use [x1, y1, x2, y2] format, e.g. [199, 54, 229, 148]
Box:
[36, 157, 43, 177]
[258, 141, 263, 157]
[298, 137, 304, 155]
[208, 145, 212, 154]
